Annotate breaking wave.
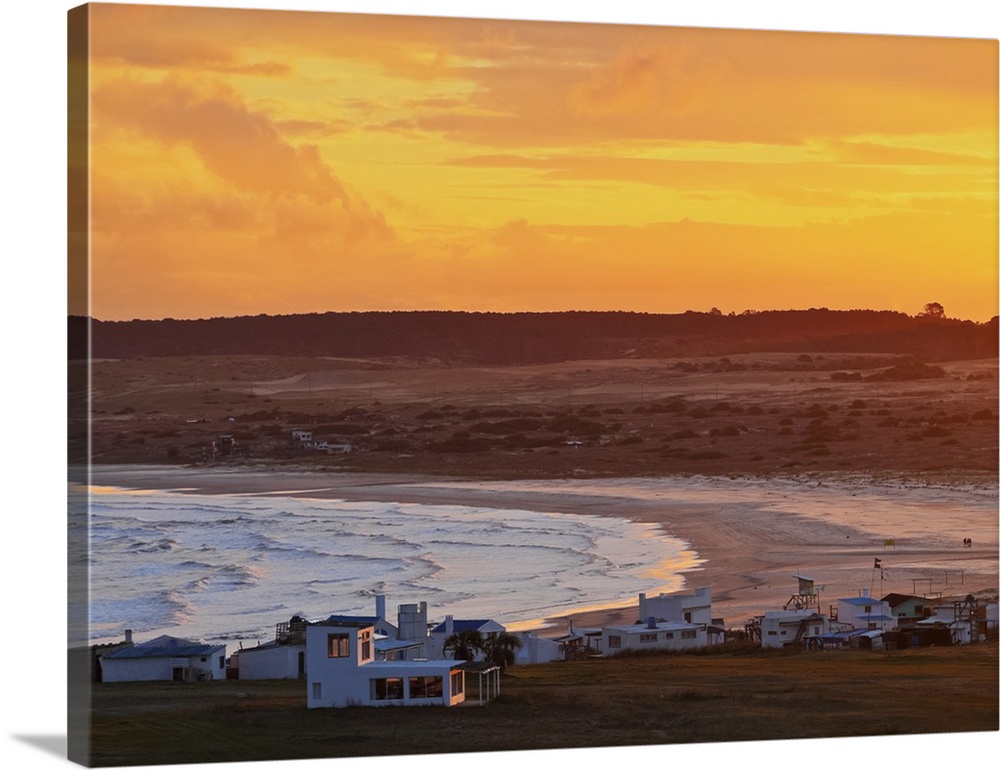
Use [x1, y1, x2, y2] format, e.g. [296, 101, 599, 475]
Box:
[87, 487, 698, 645]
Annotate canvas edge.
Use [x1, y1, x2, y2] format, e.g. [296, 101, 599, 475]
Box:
[67, 3, 93, 767]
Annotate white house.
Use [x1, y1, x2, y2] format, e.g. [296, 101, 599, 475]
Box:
[426, 616, 506, 660]
[511, 631, 562, 665]
[836, 590, 895, 631]
[602, 618, 707, 656]
[917, 597, 992, 645]
[290, 429, 313, 446]
[234, 615, 308, 680]
[306, 620, 466, 708]
[100, 635, 226, 683]
[760, 610, 831, 649]
[638, 586, 725, 645]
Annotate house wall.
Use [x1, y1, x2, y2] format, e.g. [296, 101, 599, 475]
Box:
[305, 623, 464, 708]
[760, 612, 829, 649]
[513, 632, 562, 664]
[237, 644, 305, 680]
[602, 622, 707, 656]
[837, 596, 894, 631]
[638, 586, 714, 627]
[102, 651, 226, 682]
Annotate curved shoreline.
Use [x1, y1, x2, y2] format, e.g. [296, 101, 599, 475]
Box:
[84, 464, 999, 634]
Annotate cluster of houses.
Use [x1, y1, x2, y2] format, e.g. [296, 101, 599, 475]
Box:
[751, 575, 998, 651]
[91, 579, 998, 709]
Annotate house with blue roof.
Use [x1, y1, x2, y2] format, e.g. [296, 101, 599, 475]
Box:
[101, 635, 227, 683]
[426, 615, 506, 660]
[836, 590, 895, 632]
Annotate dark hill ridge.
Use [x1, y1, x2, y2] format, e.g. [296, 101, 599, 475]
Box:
[70, 309, 999, 364]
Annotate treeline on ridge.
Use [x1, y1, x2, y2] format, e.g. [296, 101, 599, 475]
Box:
[70, 309, 999, 364]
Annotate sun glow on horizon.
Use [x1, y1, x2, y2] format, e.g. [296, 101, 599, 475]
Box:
[75, 4, 998, 323]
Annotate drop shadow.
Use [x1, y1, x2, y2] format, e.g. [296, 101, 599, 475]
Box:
[11, 734, 67, 759]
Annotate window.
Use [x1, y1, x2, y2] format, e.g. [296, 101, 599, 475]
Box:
[328, 633, 350, 658]
[312, 682, 322, 700]
[450, 670, 464, 696]
[372, 677, 404, 701]
[864, 605, 872, 613]
[360, 630, 372, 661]
[664, 632, 674, 639]
[683, 611, 692, 623]
[219, 656, 225, 669]
[608, 635, 621, 649]
[767, 630, 777, 636]
[639, 633, 657, 643]
[681, 630, 696, 639]
[409, 676, 443, 699]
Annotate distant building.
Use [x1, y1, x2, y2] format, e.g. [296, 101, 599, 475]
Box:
[602, 617, 707, 655]
[638, 586, 725, 645]
[290, 429, 313, 447]
[837, 590, 895, 632]
[881, 593, 932, 628]
[759, 610, 830, 649]
[426, 616, 506, 660]
[101, 635, 226, 683]
[234, 616, 308, 680]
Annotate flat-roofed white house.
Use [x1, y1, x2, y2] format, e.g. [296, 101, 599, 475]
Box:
[760, 610, 831, 649]
[602, 618, 707, 656]
[306, 620, 467, 708]
[638, 586, 725, 645]
[101, 635, 226, 683]
[837, 591, 895, 631]
[235, 615, 308, 680]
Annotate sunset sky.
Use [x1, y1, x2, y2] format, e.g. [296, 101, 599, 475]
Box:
[75, 2, 998, 322]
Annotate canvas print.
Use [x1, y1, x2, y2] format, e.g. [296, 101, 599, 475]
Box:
[67, 3, 998, 767]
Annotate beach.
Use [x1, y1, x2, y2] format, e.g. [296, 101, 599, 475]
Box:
[86, 464, 999, 635]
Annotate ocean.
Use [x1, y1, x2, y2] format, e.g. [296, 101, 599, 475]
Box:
[84, 486, 701, 646]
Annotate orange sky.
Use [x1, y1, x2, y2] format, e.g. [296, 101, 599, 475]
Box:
[74, 3, 998, 321]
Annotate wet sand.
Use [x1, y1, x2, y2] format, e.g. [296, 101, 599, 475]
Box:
[86, 464, 999, 634]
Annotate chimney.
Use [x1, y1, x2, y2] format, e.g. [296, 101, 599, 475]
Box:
[646, 616, 657, 629]
[124, 629, 133, 644]
[445, 615, 454, 635]
[375, 594, 386, 621]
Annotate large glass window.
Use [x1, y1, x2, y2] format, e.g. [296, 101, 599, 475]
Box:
[450, 670, 464, 697]
[608, 635, 621, 648]
[409, 676, 443, 699]
[372, 677, 404, 701]
[328, 633, 350, 658]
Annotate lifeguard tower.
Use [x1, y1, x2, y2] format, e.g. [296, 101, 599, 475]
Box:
[783, 574, 819, 611]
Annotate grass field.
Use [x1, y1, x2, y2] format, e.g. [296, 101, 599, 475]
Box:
[83, 642, 998, 767]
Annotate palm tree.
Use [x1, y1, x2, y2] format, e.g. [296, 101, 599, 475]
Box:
[482, 631, 522, 672]
[442, 629, 485, 661]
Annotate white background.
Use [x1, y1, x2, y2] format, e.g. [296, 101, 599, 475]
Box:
[2, 2, 998, 769]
